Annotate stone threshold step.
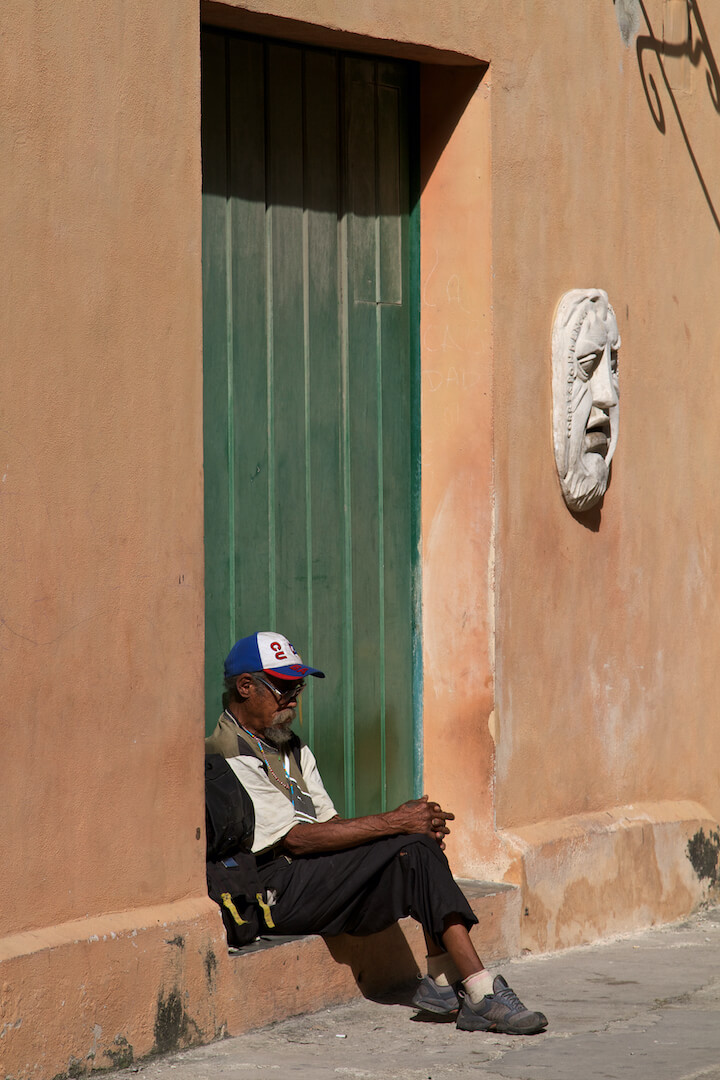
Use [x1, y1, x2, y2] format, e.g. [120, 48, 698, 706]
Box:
[217, 881, 520, 1035]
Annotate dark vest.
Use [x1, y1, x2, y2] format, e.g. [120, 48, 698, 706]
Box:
[203, 717, 305, 949]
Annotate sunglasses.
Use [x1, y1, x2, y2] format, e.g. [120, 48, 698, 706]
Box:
[254, 674, 307, 706]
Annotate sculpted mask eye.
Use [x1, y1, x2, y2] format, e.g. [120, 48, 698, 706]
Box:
[576, 349, 602, 381]
[551, 288, 621, 514]
[574, 318, 609, 381]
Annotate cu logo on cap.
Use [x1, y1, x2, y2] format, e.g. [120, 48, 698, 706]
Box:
[270, 641, 288, 661]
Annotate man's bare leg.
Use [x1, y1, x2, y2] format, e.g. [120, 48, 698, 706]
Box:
[419, 917, 492, 1007]
[439, 916, 485, 980]
[422, 915, 486, 994]
[423, 918, 485, 973]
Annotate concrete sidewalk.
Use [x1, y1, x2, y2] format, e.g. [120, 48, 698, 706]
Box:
[108, 905, 720, 1080]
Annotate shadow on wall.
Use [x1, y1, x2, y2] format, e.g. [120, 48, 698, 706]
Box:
[635, 0, 720, 233]
[572, 503, 602, 533]
[419, 64, 485, 196]
[324, 922, 421, 999]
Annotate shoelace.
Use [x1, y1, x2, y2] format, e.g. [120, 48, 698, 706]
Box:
[493, 983, 527, 1013]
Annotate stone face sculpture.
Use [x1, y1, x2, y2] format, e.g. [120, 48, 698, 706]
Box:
[552, 289, 620, 513]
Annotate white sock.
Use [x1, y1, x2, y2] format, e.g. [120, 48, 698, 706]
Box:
[427, 953, 461, 987]
[462, 969, 494, 1002]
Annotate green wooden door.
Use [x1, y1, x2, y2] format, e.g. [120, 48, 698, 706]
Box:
[201, 29, 419, 817]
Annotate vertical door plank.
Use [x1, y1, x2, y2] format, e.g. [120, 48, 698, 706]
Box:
[377, 80, 402, 305]
[346, 60, 377, 304]
[201, 31, 231, 727]
[380, 299, 414, 806]
[267, 44, 309, 651]
[378, 60, 415, 806]
[304, 50, 346, 808]
[344, 57, 383, 815]
[227, 37, 271, 638]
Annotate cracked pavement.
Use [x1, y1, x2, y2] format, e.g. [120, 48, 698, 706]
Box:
[109, 905, 720, 1079]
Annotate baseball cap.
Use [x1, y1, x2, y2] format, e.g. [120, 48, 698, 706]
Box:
[224, 631, 325, 681]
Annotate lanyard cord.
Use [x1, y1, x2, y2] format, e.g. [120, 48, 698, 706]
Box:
[224, 710, 293, 792]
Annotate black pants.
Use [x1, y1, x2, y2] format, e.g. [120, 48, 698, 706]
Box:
[258, 834, 477, 947]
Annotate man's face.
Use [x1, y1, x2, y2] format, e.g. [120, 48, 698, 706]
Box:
[243, 673, 304, 745]
[552, 290, 620, 513]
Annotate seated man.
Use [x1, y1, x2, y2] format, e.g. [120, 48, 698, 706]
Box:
[206, 631, 548, 1036]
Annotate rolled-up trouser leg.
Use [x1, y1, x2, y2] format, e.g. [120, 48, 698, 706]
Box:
[259, 834, 477, 947]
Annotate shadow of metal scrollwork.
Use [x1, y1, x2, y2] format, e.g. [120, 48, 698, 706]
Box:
[635, 0, 720, 232]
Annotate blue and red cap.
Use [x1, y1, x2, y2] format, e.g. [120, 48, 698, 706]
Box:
[224, 631, 325, 681]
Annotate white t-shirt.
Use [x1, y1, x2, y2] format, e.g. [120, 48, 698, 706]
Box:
[227, 743, 338, 854]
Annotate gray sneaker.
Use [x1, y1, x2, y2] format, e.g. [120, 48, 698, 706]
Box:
[456, 975, 548, 1034]
[412, 975, 461, 1014]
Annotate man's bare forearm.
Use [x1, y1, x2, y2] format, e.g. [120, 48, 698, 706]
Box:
[281, 797, 455, 856]
[282, 814, 397, 855]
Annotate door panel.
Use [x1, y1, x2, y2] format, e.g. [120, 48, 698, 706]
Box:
[201, 29, 418, 816]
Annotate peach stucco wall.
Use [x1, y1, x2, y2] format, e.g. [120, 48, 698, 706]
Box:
[489, 0, 720, 835]
[0, 0, 205, 939]
[418, 65, 498, 873]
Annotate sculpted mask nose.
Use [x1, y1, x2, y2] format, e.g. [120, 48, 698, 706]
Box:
[590, 345, 618, 411]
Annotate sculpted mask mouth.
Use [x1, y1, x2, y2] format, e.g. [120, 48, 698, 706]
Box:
[585, 407, 611, 455]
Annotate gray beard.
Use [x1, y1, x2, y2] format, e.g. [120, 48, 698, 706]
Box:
[562, 454, 609, 513]
[264, 709, 295, 746]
